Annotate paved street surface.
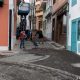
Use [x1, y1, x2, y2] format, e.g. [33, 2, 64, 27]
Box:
[0, 62, 78, 80]
[0, 41, 80, 80]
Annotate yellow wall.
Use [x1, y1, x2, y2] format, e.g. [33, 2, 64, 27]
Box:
[35, 0, 43, 30]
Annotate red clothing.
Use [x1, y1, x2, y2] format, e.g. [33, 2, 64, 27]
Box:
[20, 31, 26, 39]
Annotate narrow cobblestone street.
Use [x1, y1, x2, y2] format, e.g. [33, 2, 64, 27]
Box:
[0, 62, 78, 80]
[0, 41, 80, 80]
[0, 0, 80, 80]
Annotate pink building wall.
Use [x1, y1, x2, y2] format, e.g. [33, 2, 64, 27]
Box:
[14, 0, 17, 34]
[0, 0, 9, 46]
[53, 0, 67, 13]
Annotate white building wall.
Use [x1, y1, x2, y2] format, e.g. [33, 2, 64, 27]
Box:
[9, 0, 14, 9]
[17, 15, 20, 27]
[26, 14, 30, 29]
[9, 0, 15, 49]
[45, 17, 52, 40]
[46, 0, 51, 9]
[68, 0, 80, 54]
[43, 0, 53, 40]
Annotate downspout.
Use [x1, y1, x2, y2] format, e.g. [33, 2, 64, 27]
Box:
[66, 0, 69, 49]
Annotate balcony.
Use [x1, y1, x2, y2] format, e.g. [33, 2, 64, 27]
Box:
[44, 6, 52, 18]
[36, 11, 43, 17]
[35, 0, 41, 6]
[35, 5, 43, 12]
[41, 0, 47, 8]
[53, 0, 68, 14]
[0, 0, 4, 7]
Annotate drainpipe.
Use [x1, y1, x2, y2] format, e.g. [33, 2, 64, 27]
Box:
[66, 0, 69, 49]
[9, 9, 12, 51]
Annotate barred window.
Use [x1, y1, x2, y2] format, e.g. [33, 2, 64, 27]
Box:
[72, 0, 77, 6]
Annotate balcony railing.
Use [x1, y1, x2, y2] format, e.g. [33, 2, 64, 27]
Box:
[44, 6, 52, 18]
[36, 11, 43, 17]
[36, 8, 43, 12]
[53, 0, 68, 13]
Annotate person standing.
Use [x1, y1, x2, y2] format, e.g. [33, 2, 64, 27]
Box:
[31, 30, 38, 48]
[19, 31, 26, 49]
[36, 30, 44, 44]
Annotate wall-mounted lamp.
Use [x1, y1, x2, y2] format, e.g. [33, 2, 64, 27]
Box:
[0, 0, 4, 7]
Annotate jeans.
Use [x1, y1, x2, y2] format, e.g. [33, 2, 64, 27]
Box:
[20, 39, 25, 49]
[32, 40, 38, 47]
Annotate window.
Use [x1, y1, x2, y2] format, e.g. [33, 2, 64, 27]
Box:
[72, 0, 77, 6]
[39, 21, 42, 29]
[53, 0, 56, 4]
[78, 20, 80, 40]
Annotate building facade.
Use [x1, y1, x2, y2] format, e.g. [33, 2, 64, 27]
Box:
[52, 0, 68, 46]
[67, 0, 80, 55]
[0, 0, 17, 51]
[35, 0, 43, 30]
[29, 0, 36, 30]
[11, 0, 17, 50]
[42, 0, 53, 40]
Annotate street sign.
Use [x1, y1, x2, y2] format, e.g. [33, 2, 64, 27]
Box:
[18, 2, 30, 15]
[19, 3, 29, 11]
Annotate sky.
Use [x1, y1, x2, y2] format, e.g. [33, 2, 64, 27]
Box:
[24, 0, 30, 3]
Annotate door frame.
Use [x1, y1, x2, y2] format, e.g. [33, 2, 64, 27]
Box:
[52, 18, 55, 41]
[71, 19, 78, 52]
[71, 18, 80, 53]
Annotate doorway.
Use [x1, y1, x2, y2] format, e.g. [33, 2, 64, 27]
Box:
[52, 19, 55, 41]
[56, 13, 67, 46]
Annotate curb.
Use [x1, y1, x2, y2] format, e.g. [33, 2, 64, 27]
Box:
[47, 41, 65, 50]
[0, 51, 20, 56]
[25, 55, 50, 63]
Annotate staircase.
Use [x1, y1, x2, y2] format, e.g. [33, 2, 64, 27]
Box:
[59, 34, 66, 46]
